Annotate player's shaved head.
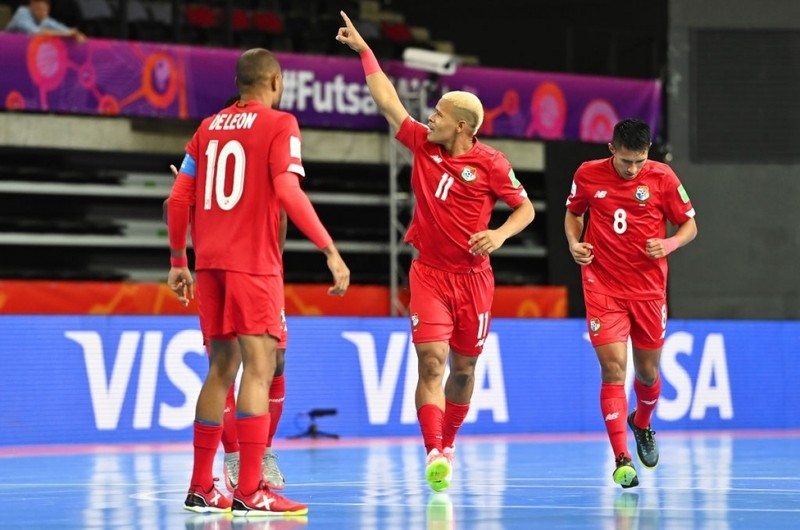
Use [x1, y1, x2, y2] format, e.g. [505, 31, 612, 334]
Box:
[236, 48, 281, 90]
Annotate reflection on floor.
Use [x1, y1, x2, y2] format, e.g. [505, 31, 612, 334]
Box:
[1, 431, 799, 529]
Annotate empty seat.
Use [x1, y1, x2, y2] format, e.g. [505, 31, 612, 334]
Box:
[75, 0, 116, 37]
[251, 10, 284, 33]
[184, 4, 220, 29]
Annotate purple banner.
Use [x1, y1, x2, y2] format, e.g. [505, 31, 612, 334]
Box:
[0, 33, 661, 141]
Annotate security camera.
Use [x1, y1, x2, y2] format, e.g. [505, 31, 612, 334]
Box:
[402, 47, 458, 75]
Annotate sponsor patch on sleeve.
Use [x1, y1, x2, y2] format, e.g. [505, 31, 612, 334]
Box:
[508, 168, 521, 188]
[678, 184, 690, 203]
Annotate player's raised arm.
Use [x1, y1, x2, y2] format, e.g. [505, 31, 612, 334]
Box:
[336, 10, 409, 133]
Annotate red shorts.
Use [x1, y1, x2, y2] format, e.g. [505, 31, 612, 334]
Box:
[583, 290, 667, 349]
[197, 269, 285, 341]
[408, 260, 494, 356]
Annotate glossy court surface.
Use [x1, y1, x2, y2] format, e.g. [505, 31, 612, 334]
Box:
[1, 431, 798, 529]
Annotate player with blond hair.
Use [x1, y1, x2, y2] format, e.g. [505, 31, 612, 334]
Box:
[336, 12, 535, 492]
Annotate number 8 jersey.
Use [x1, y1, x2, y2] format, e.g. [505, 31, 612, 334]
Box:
[566, 157, 696, 299]
[182, 100, 304, 275]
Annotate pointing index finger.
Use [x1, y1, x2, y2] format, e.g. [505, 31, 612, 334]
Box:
[340, 10, 352, 27]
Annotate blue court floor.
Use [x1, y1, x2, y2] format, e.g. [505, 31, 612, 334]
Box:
[1, 431, 798, 529]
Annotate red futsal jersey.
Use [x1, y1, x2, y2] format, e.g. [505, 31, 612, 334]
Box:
[182, 100, 305, 275]
[566, 157, 696, 299]
[396, 117, 528, 273]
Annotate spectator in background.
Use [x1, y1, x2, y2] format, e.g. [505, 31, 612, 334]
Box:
[336, 11, 535, 493]
[564, 118, 698, 489]
[4, 0, 86, 42]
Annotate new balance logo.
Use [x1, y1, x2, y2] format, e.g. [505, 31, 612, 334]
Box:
[605, 412, 619, 421]
[594, 190, 608, 198]
[641, 399, 657, 405]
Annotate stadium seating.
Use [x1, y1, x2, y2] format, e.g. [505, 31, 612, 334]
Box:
[0, 142, 546, 285]
[64, 0, 451, 61]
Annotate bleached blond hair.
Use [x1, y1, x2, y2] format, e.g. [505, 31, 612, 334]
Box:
[441, 90, 484, 136]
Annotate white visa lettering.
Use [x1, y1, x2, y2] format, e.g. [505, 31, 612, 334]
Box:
[658, 331, 733, 421]
[160, 330, 206, 429]
[66, 330, 141, 430]
[343, 331, 409, 425]
[400, 332, 509, 424]
[690, 333, 733, 420]
[346, 330, 509, 426]
[66, 329, 205, 431]
[464, 333, 509, 423]
[583, 330, 733, 423]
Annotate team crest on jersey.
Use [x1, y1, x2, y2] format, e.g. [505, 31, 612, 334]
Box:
[635, 185, 650, 203]
[460, 166, 478, 183]
[411, 313, 420, 330]
[589, 317, 602, 335]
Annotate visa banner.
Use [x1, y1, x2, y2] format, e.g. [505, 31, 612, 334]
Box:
[0, 316, 797, 446]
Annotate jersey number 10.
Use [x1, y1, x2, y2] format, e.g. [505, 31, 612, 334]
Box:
[204, 139, 246, 211]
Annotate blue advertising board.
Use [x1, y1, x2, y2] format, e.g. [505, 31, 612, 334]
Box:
[0, 316, 797, 446]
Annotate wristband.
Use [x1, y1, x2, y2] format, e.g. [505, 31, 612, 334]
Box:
[170, 255, 188, 268]
[360, 48, 381, 76]
[663, 237, 680, 256]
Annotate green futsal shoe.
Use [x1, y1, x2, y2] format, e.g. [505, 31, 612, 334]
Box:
[613, 454, 639, 489]
[425, 449, 452, 492]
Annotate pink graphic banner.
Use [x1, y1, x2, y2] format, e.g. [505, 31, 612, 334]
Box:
[0, 33, 661, 141]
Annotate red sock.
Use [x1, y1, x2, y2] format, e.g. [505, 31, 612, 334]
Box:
[633, 375, 661, 429]
[190, 421, 223, 491]
[221, 384, 239, 453]
[236, 414, 270, 495]
[600, 383, 629, 459]
[417, 403, 444, 454]
[441, 400, 469, 448]
[267, 375, 285, 447]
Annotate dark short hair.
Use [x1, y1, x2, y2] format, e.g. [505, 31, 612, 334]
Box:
[612, 119, 651, 152]
[236, 49, 280, 91]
